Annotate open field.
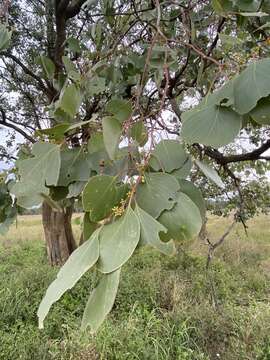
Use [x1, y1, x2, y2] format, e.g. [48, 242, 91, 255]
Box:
[0, 214, 269, 360]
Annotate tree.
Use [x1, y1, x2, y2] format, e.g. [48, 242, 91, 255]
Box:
[0, 0, 270, 332]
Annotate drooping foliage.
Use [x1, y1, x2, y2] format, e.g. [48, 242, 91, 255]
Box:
[0, 0, 270, 332]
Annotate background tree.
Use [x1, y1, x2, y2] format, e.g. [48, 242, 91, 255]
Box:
[0, 0, 270, 330]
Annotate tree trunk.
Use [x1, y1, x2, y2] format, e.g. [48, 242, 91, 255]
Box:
[42, 202, 77, 266]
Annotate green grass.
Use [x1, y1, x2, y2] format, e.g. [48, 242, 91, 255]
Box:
[0, 215, 270, 359]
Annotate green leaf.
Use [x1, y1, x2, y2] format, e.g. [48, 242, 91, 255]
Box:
[88, 133, 105, 154]
[38, 228, 101, 329]
[195, 160, 225, 188]
[178, 179, 206, 219]
[102, 116, 122, 160]
[106, 99, 132, 123]
[98, 206, 140, 273]
[136, 173, 180, 218]
[83, 213, 97, 242]
[170, 156, 192, 179]
[11, 142, 61, 208]
[149, 140, 188, 173]
[39, 56, 55, 80]
[0, 24, 12, 51]
[67, 181, 86, 198]
[249, 96, 270, 125]
[158, 192, 202, 242]
[239, 11, 268, 16]
[211, 0, 233, 13]
[182, 104, 242, 147]
[81, 268, 120, 332]
[66, 37, 81, 52]
[234, 58, 270, 115]
[58, 148, 91, 186]
[58, 84, 82, 118]
[130, 121, 148, 146]
[236, 0, 261, 12]
[135, 205, 176, 256]
[82, 175, 125, 222]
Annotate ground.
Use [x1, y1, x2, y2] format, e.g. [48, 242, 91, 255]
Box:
[0, 214, 269, 360]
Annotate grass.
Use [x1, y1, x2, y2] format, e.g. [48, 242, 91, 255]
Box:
[0, 214, 269, 359]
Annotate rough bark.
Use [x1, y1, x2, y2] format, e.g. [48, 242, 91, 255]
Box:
[42, 202, 77, 266]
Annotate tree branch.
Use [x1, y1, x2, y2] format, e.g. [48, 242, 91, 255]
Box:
[0, 107, 35, 143]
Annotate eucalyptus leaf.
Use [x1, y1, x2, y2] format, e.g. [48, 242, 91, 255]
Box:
[249, 96, 270, 125]
[38, 228, 101, 329]
[182, 103, 242, 148]
[149, 140, 188, 172]
[81, 268, 120, 332]
[106, 99, 132, 123]
[136, 173, 180, 218]
[234, 58, 270, 114]
[135, 205, 176, 256]
[82, 175, 126, 222]
[11, 142, 61, 208]
[158, 192, 202, 242]
[195, 160, 225, 188]
[178, 179, 206, 219]
[170, 156, 192, 179]
[98, 206, 140, 273]
[102, 116, 122, 160]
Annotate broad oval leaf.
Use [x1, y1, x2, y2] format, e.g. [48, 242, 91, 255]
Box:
[58, 84, 82, 118]
[38, 228, 101, 329]
[178, 179, 206, 219]
[106, 99, 132, 123]
[195, 160, 225, 188]
[158, 192, 202, 242]
[130, 121, 148, 146]
[11, 142, 61, 208]
[249, 96, 270, 125]
[135, 205, 176, 256]
[149, 140, 188, 172]
[182, 104, 242, 148]
[98, 206, 140, 273]
[102, 116, 122, 160]
[82, 175, 118, 222]
[234, 58, 270, 115]
[170, 156, 193, 179]
[136, 173, 180, 218]
[81, 268, 121, 332]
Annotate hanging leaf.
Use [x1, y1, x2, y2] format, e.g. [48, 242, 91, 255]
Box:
[182, 103, 242, 148]
[11, 142, 61, 208]
[102, 116, 122, 160]
[67, 181, 86, 198]
[0, 24, 12, 51]
[130, 121, 148, 146]
[81, 268, 120, 332]
[149, 140, 189, 173]
[98, 206, 140, 273]
[170, 156, 192, 179]
[249, 96, 270, 125]
[135, 205, 176, 256]
[38, 228, 101, 329]
[83, 213, 97, 242]
[178, 179, 206, 219]
[58, 148, 91, 186]
[195, 160, 225, 188]
[57, 84, 82, 118]
[66, 37, 81, 53]
[38, 55, 55, 80]
[158, 192, 202, 242]
[82, 175, 126, 222]
[106, 99, 132, 123]
[88, 132, 105, 153]
[136, 173, 180, 218]
[233, 58, 270, 115]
